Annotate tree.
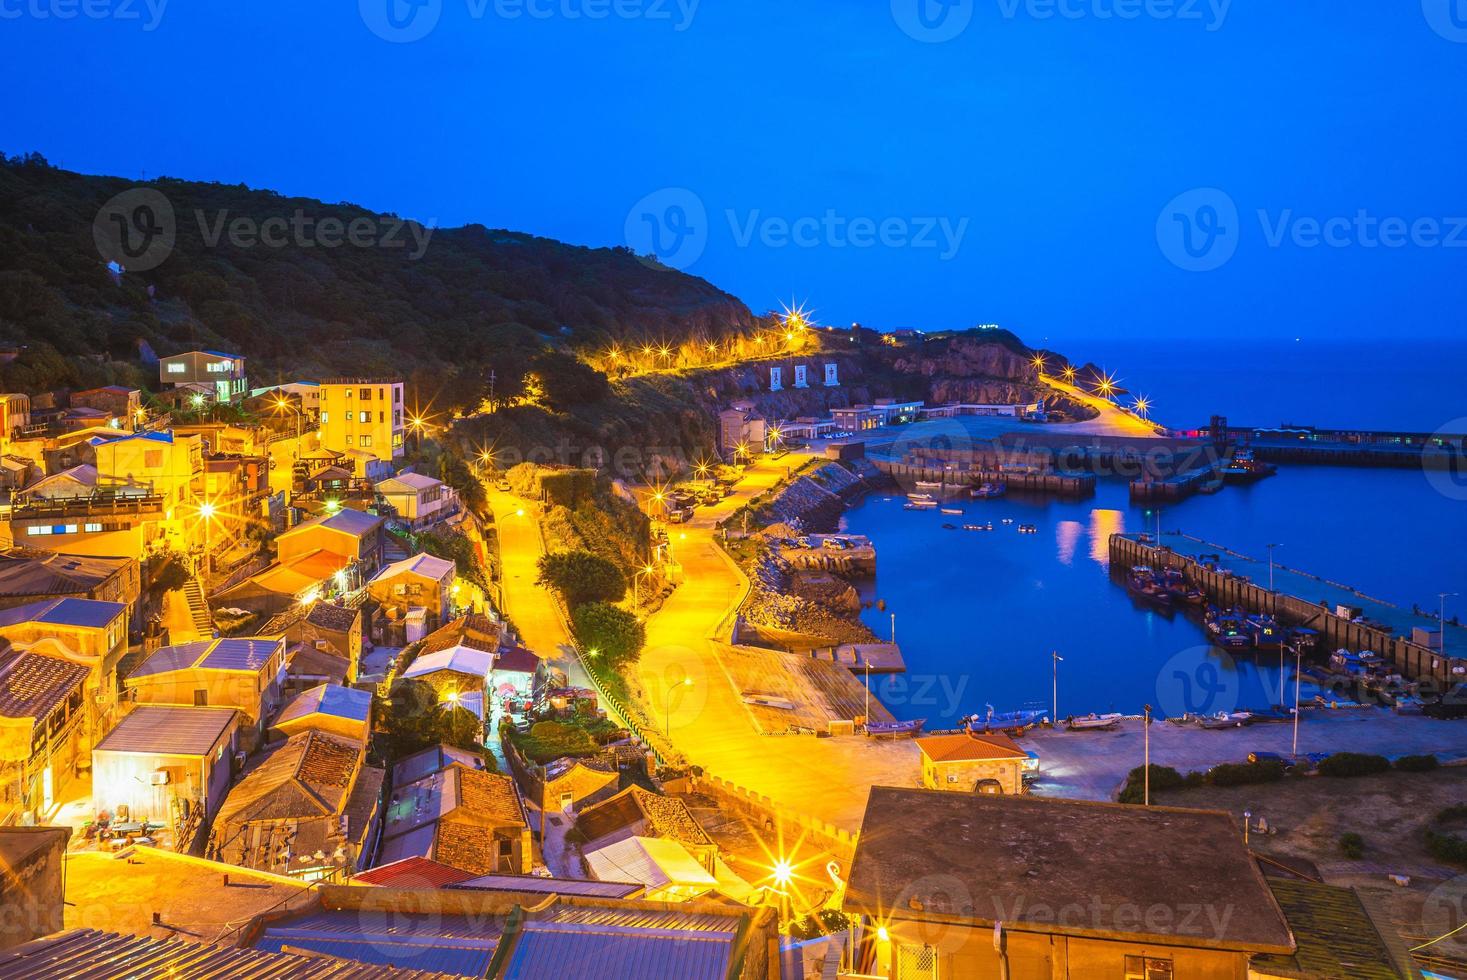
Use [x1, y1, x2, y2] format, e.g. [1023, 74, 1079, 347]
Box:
[571, 602, 646, 668]
[530, 349, 610, 412]
[375, 678, 490, 761]
[538, 551, 626, 607]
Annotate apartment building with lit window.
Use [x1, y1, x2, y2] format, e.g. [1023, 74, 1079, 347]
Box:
[158, 351, 249, 403]
[317, 381, 405, 478]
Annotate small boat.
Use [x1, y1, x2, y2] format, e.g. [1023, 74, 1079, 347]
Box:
[941, 508, 963, 515]
[905, 498, 939, 510]
[971, 483, 1006, 499]
[972, 705, 1047, 732]
[1160, 568, 1205, 606]
[1126, 567, 1173, 607]
[1065, 713, 1123, 731]
[942, 523, 958, 530]
[1196, 710, 1252, 729]
[1246, 614, 1286, 649]
[914, 481, 945, 491]
[907, 492, 936, 501]
[1017, 524, 1038, 534]
[1205, 606, 1254, 651]
[1001, 518, 1015, 525]
[865, 718, 926, 738]
[1220, 448, 1277, 485]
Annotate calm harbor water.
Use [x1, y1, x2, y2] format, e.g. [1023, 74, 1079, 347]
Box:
[845, 465, 1467, 726]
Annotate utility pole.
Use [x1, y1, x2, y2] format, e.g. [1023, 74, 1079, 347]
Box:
[889, 612, 896, 645]
[1291, 643, 1303, 758]
[1052, 652, 1063, 723]
[1143, 704, 1152, 806]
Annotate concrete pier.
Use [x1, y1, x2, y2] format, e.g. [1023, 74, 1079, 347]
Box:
[1109, 533, 1467, 690]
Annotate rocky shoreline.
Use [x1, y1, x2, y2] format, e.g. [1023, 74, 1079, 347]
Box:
[735, 459, 892, 646]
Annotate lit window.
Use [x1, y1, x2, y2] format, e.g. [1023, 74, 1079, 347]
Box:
[358, 411, 370, 423]
[320, 412, 328, 423]
[359, 436, 372, 448]
[84, 523, 102, 533]
[26, 526, 50, 536]
[346, 436, 354, 446]
[166, 363, 186, 374]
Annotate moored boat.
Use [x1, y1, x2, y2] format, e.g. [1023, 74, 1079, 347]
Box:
[971, 482, 1006, 499]
[1065, 712, 1123, 731]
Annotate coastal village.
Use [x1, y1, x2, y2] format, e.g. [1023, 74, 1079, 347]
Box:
[0, 319, 1461, 980]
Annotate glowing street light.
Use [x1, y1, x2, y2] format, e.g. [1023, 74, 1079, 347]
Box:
[197, 501, 217, 576]
[1062, 365, 1077, 383]
[1133, 396, 1151, 418]
[1031, 353, 1046, 371]
[772, 858, 794, 888]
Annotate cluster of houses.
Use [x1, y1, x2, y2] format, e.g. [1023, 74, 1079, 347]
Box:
[0, 349, 1424, 979]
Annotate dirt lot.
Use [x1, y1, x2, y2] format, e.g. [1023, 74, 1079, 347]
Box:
[1154, 767, 1467, 967]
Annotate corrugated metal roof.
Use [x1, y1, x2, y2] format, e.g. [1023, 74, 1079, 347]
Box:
[353, 856, 475, 888]
[0, 928, 459, 979]
[285, 508, 384, 539]
[276, 684, 372, 725]
[500, 928, 734, 980]
[390, 745, 484, 787]
[371, 553, 455, 584]
[584, 837, 718, 891]
[94, 706, 238, 756]
[451, 875, 642, 899]
[402, 648, 494, 681]
[252, 936, 493, 978]
[0, 597, 126, 631]
[130, 638, 280, 678]
[0, 647, 89, 720]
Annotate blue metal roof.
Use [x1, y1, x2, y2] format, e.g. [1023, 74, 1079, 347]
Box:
[255, 910, 499, 978]
[276, 684, 372, 725]
[500, 930, 734, 980]
[0, 597, 126, 630]
[130, 638, 279, 678]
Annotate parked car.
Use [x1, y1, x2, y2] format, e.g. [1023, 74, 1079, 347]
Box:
[496, 479, 511, 491]
[1247, 751, 1285, 765]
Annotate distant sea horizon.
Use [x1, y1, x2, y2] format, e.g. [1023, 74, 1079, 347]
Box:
[1029, 338, 1465, 434]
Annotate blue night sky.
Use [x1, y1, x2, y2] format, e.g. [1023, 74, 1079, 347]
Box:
[4, 1, 1467, 342]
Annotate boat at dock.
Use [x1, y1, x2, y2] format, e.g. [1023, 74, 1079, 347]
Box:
[1065, 712, 1123, 731]
[1205, 606, 1254, 651]
[1159, 567, 1205, 606]
[1126, 567, 1173, 608]
[971, 705, 1048, 732]
[904, 496, 939, 510]
[1017, 523, 1038, 534]
[1196, 710, 1253, 729]
[1220, 448, 1277, 484]
[865, 718, 926, 738]
[971, 483, 1006, 499]
[1246, 613, 1286, 649]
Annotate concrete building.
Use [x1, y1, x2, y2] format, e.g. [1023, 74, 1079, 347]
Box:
[262, 601, 363, 684]
[318, 380, 405, 476]
[206, 729, 383, 882]
[375, 471, 457, 525]
[915, 731, 1029, 795]
[0, 550, 139, 613]
[158, 350, 248, 403]
[377, 761, 532, 876]
[91, 705, 241, 834]
[0, 597, 130, 712]
[0, 827, 70, 951]
[70, 386, 142, 428]
[124, 637, 286, 746]
[368, 552, 456, 631]
[272, 683, 373, 742]
[843, 789, 1296, 979]
[0, 393, 32, 448]
[277, 508, 386, 575]
[719, 402, 767, 458]
[0, 645, 90, 825]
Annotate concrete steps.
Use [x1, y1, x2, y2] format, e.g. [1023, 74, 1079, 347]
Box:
[182, 578, 213, 635]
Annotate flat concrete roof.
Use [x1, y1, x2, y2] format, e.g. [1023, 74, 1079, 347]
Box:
[845, 787, 1295, 953]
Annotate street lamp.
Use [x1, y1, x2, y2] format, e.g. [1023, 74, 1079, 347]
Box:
[635, 564, 656, 611]
[1290, 640, 1303, 758]
[1142, 704, 1152, 806]
[1052, 652, 1063, 724]
[197, 502, 216, 577]
[1265, 543, 1282, 594]
[665, 677, 692, 736]
[1439, 592, 1459, 654]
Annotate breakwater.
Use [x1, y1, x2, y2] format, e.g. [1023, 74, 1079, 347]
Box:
[1109, 533, 1465, 690]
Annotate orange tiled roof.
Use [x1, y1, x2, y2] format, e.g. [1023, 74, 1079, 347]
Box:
[916, 732, 1028, 763]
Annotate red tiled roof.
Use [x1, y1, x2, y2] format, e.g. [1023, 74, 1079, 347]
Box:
[916, 732, 1028, 763]
[353, 856, 475, 888]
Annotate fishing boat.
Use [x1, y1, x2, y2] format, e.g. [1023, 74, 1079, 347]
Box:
[1219, 448, 1277, 484]
[865, 718, 926, 738]
[1001, 518, 1015, 525]
[1065, 713, 1123, 731]
[1288, 626, 1320, 652]
[1197, 711, 1249, 729]
[914, 480, 945, 491]
[1205, 606, 1254, 651]
[963, 522, 994, 531]
[972, 705, 1047, 732]
[971, 482, 1006, 499]
[1017, 523, 1038, 534]
[1126, 567, 1173, 607]
[1159, 567, 1205, 606]
[1247, 613, 1286, 649]
[904, 498, 939, 510]
[907, 492, 936, 501]
[941, 507, 963, 515]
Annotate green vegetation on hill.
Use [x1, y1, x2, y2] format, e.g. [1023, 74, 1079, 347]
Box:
[0, 153, 753, 404]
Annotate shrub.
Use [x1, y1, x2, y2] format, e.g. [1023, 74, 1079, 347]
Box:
[1206, 759, 1287, 787]
[1338, 832, 1365, 859]
[1394, 754, 1440, 772]
[1317, 752, 1391, 778]
[148, 552, 192, 593]
[514, 720, 599, 765]
[1426, 829, 1467, 866]
[538, 551, 627, 607]
[1118, 764, 1187, 804]
[571, 602, 646, 669]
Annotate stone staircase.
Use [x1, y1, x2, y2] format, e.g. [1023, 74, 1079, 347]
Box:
[182, 578, 214, 636]
[383, 534, 412, 565]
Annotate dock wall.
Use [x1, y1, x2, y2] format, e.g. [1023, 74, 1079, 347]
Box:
[871, 458, 1096, 497]
[1109, 534, 1463, 690]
